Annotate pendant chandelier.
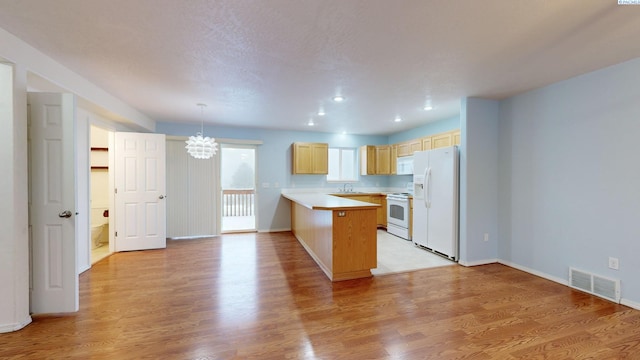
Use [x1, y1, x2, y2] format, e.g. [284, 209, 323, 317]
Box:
[185, 103, 218, 159]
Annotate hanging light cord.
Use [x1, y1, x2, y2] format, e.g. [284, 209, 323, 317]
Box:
[197, 103, 206, 135]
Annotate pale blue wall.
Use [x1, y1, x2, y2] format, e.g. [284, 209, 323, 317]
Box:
[497, 57, 640, 305]
[156, 123, 391, 231]
[388, 115, 460, 144]
[459, 98, 499, 265]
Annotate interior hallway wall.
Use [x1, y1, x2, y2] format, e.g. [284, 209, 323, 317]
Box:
[459, 98, 499, 266]
[0, 62, 31, 332]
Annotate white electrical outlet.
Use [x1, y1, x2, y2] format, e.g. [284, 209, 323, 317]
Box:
[483, 233, 489, 242]
[608, 257, 619, 270]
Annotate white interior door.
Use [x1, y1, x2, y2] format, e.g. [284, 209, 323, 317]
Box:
[114, 132, 166, 251]
[29, 92, 78, 314]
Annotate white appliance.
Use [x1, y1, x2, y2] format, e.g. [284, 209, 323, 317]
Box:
[396, 156, 413, 175]
[412, 146, 459, 261]
[386, 192, 411, 240]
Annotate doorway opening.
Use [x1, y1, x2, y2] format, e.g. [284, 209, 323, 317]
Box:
[89, 125, 111, 264]
[220, 145, 256, 233]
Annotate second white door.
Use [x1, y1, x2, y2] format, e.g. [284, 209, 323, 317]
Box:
[114, 132, 166, 251]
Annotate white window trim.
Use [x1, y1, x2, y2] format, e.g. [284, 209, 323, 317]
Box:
[327, 147, 358, 183]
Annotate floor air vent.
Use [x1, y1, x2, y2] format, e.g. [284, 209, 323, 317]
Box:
[569, 267, 620, 303]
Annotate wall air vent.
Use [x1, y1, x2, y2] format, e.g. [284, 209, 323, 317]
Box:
[569, 267, 620, 303]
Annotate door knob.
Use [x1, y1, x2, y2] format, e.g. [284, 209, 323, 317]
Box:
[58, 210, 72, 218]
[159, 195, 165, 199]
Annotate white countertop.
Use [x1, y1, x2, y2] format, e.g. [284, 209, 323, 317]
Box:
[281, 187, 403, 195]
[281, 193, 380, 210]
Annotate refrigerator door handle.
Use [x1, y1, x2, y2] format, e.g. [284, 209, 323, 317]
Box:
[424, 167, 431, 208]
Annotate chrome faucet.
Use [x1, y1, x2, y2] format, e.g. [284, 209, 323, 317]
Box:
[343, 183, 353, 193]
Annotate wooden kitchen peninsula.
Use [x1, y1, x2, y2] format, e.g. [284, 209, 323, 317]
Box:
[282, 193, 379, 281]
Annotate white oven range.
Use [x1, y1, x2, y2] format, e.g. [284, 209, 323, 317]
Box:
[386, 192, 411, 240]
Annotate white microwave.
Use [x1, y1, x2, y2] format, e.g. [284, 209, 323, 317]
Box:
[396, 156, 413, 175]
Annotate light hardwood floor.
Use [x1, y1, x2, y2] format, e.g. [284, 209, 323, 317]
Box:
[2, 232, 639, 359]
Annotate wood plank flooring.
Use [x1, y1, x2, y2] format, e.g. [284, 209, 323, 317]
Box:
[2, 232, 639, 359]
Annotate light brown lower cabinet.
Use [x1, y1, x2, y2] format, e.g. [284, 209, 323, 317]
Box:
[289, 200, 377, 281]
[367, 195, 387, 228]
[334, 193, 387, 228]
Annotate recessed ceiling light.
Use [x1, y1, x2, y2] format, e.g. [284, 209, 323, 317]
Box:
[307, 119, 315, 126]
[394, 116, 402, 122]
[423, 97, 433, 111]
[332, 95, 345, 102]
[317, 108, 325, 116]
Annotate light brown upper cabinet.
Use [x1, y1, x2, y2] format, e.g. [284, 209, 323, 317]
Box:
[397, 139, 422, 157]
[360, 145, 376, 175]
[452, 130, 461, 145]
[292, 142, 328, 174]
[362, 129, 461, 174]
[396, 142, 410, 157]
[390, 144, 397, 175]
[360, 145, 391, 175]
[421, 137, 432, 151]
[431, 132, 453, 149]
[409, 140, 422, 154]
[375, 145, 391, 175]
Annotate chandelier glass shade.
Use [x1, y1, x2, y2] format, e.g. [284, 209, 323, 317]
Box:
[185, 104, 218, 159]
[185, 132, 218, 159]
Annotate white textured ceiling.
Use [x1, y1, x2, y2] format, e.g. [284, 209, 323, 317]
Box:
[1, 1, 640, 135]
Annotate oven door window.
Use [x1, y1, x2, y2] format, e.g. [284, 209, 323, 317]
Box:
[389, 204, 405, 221]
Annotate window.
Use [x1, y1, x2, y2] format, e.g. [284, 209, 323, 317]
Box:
[327, 147, 358, 182]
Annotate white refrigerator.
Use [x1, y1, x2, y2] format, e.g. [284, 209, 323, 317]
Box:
[412, 145, 459, 261]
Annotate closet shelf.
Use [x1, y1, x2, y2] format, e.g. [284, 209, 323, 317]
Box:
[91, 147, 109, 169]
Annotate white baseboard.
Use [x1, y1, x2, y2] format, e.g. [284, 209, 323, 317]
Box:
[167, 235, 219, 240]
[497, 259, 568, 285]
[258, 228, 291, 233]
[621, 298, 640, 310]
[458, 258, 498, 267]
[0, 315, 32, 333]
[497, 259, 640, 309]
[79, 263, 91, 274]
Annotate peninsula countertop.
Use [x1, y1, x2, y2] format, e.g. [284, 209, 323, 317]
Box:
[281, 193, 380, 211]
